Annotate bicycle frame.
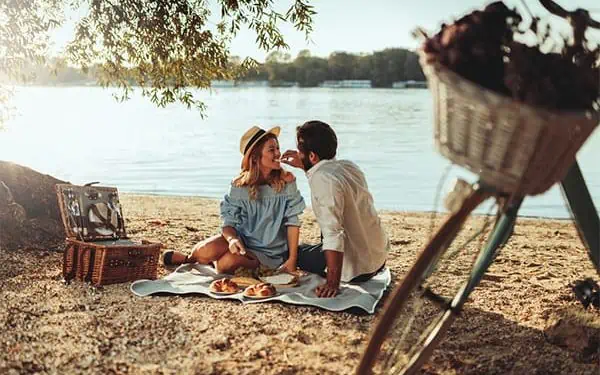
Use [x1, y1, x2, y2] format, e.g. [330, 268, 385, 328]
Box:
[561, 161, 600, 269]
[450, 194, 522, 311]
[449, 160, 599, 312]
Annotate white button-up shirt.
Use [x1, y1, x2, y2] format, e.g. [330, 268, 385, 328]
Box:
[306, 159, 389, 282]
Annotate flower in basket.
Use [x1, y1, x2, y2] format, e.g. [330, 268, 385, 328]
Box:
[420, 0, 600, 112]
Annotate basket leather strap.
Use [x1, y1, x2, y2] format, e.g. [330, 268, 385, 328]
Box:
[116, 210, 125, 236]
[63, 243, 77, 283]
[85, 246, 96, 283]
[89, 204, 117, 232]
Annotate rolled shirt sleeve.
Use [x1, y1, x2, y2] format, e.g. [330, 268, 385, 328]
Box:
[220, 193, 244, 228]
[283, 182, 306, 227]
[311, 174, 345, 252]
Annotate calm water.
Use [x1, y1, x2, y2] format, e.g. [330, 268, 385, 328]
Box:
[1, 86, 599, 218]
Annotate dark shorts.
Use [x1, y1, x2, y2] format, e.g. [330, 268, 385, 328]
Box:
[297, 243, 385, 283]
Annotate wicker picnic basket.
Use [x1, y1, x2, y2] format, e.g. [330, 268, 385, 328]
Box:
[419, 50, 600, 196]
[56, 183, 161, 286]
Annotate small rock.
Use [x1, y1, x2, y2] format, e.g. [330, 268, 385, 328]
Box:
[147, 219, 169, 226]
[297, 332, 311, 345]
[346, 351, 361, 360]
[482, 273, 506, 282]
[79, 356, 95, 369]
[211, 336, 230, 350]
[544, 311, 600, 354]
[391, 239, 412, 246]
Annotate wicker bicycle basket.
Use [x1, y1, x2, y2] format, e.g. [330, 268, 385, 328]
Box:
[419, 50, 599, 196]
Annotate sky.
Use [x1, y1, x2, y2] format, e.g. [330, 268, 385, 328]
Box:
[51, 0, 600, 62]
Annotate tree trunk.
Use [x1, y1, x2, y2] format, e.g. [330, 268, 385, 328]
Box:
[0, 161, 67, 251]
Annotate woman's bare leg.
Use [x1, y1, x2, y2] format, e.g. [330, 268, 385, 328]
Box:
[215, 251, 260, 274]
[166, 235, 229, 265]
[189, 235, 231, 264]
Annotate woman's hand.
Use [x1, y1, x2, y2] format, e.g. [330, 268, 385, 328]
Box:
[278, 258, 297, 274]
[281, 150, 303, 169]
[227, 237, 246, 256]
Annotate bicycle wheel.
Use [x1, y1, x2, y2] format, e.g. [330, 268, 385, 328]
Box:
[356, 187, 500, 375]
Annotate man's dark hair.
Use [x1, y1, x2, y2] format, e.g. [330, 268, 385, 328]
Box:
[296, 120, 337, 160]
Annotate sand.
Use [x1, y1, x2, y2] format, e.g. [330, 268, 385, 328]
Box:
[1, 193, 599, 374]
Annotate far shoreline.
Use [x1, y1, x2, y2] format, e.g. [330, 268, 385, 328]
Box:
[120, 192, 580, 222]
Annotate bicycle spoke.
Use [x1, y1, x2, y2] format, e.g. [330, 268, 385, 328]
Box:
[361, 194, 499, 375]
[422, 286, 452, 309]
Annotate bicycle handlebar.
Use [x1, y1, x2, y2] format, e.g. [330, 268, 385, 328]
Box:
[539, 0, 600, 29]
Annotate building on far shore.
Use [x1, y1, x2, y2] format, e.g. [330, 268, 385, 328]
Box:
[210, 80, 235, 88]
[392, 80, 428, 89]
[320, 80, 372, 88]
[210, 80, 270, 88]
[236, 80, 269, 88]
[269, 81, 298, 88]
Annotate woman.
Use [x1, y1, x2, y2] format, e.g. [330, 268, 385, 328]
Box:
[163, 125, 306, 274]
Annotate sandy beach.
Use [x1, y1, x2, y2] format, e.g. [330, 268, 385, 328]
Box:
[1, 193, 599, 374]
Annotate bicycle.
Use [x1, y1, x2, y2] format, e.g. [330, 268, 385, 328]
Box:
[355, 1, 600, 374]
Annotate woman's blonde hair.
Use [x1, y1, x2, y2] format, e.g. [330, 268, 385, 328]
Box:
[233, 134, 287, 199]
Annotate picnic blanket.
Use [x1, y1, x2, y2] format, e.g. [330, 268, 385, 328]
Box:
[130, 263, 391, 314]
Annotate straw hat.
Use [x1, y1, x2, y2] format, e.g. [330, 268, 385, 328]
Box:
[239, 125, 281, 169]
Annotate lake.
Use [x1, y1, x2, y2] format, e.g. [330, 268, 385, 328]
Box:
[1, 86, 598, 219]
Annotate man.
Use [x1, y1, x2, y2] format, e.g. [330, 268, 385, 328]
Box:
[282, 120, 389, 298]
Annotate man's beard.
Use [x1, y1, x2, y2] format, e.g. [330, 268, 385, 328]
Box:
[301, 154, 314, 171]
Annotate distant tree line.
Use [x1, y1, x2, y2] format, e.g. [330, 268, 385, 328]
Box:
[4, 48, 425, 88]
[239, 48, 425, 87]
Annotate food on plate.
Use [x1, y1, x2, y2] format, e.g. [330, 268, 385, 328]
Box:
[244, 282, 277, 298]
[230, 276, 262, 287]
[234, 264, 276, 278]
[288, 269, 308, 278]
[209, 278, 240, 294]
[259, 273, 298, 286]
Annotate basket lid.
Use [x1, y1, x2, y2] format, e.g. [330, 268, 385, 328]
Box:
[55, 183, 128, 242]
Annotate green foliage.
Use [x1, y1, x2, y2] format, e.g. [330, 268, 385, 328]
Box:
[0, 0, 315, 124]
[0, 0, 63, 79]
[9, 47, 426, 89]
[0, 0, 425, 127]
[0, 0, 63, 126]
[253, 48, 425, 87]
[65, 0, 315, 114]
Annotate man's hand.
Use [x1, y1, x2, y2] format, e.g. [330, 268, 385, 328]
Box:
[227, 238, 246, 256]
[315, 282, 339, 298]
[281, 150, 303, 169]
[314, 250, 343, 298]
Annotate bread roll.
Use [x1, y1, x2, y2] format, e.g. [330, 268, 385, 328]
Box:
[210, 278, 239, 293]
[244, 282, 276, 297]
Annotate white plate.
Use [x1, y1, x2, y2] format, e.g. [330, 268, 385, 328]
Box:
[210, 289, 241, 295]
[243, 291, 278, 299]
